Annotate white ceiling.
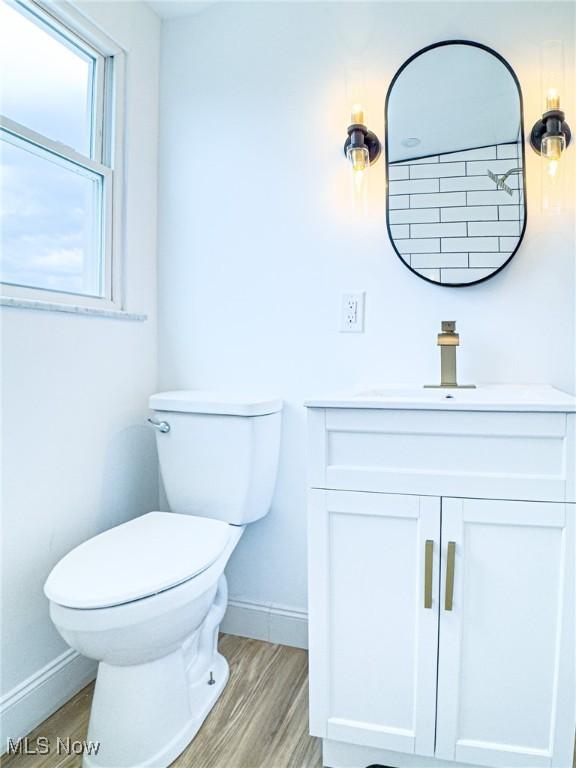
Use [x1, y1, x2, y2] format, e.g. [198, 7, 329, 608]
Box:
[147, 0, 216, 20]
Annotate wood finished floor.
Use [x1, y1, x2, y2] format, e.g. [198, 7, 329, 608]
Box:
[2, 635, 322, 768]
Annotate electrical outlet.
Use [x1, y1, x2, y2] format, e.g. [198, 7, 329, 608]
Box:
[340, 291, 365, 333]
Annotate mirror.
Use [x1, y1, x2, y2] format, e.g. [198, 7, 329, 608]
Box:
[385, 41, 526, 287]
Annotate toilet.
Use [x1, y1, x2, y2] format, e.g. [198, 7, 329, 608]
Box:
[44, 391, 282, 768]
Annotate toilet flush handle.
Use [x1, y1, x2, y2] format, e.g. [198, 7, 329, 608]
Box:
[147, 417, 171, 433]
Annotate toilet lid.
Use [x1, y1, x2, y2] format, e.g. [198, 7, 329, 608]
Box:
[44, 512, 231, 609]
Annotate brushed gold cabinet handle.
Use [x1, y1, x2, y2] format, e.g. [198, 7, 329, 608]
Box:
[424, 540, 434, 609]
[445, 541, 456, 611]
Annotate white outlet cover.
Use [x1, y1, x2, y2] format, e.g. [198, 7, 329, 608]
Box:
[340, 291, 365, 333]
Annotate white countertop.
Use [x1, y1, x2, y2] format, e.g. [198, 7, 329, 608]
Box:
[304, 384, 576, 412]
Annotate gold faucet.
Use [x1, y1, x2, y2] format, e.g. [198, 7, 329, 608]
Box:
[425, 321, 476, 389]
[438, 321, 459, 387]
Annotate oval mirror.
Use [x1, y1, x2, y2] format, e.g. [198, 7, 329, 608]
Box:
[385, 41, 526, 286]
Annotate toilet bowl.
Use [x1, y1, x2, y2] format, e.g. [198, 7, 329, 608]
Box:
[44, 392, 282, 768]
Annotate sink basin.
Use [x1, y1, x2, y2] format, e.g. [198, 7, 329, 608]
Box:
[305, 384, 576, 412]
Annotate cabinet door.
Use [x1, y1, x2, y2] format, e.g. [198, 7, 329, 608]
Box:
[308, 489, 440, 756]
[436, 498, 575, 768]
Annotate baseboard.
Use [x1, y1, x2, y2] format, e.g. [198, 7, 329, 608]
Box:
[0, 648, 97, 748]
[221, 599, 308, 650]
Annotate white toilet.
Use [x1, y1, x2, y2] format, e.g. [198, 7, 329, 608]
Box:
[44, 391, 282, 768]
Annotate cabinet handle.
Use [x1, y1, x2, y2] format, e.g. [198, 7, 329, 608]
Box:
[445, 541, 456, 611]
[424, 540, 434, 609]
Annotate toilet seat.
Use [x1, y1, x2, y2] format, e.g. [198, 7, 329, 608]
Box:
[44, 512, 231, 610]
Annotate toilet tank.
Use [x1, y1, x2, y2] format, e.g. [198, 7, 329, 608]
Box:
[149, 392, 282, 525]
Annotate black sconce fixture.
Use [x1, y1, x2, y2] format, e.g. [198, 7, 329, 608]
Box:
[530, 90, 572, 171]
[343, 105, 381, 175]
[529, 41, 572, 212]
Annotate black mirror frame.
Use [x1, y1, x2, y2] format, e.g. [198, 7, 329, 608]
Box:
[385, 40, 528, 288]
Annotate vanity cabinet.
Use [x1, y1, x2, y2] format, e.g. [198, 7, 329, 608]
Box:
[436, 498, 573, 768]
[306, 389, 575, 768]
[308, 490, 441, 757]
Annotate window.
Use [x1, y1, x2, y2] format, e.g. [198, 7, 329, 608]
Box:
[0, 0, 123, 308]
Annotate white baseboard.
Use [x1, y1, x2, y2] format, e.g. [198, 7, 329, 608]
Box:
[0, 649, 97, 748]
[221, 599, 308, 650]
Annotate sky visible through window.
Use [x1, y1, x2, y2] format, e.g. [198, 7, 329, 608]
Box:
[0, 0, 102, 296]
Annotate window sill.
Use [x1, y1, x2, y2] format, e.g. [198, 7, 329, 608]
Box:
[0, 296, 147, 321]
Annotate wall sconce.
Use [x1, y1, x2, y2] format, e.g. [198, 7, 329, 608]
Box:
[343, 106, 381, 213]
[344, 104, 382, 200]
[530, 92, 572, 173]
[344, 65, 381, 213]
[530, 41, 572, 212]
[344, 105, 381, 175]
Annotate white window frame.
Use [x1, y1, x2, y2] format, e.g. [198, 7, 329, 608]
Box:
[0, 0, 125, 311]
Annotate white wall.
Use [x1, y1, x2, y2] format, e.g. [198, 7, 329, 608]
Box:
[158, 2, 575, 618]
[0, 0, 160, 742]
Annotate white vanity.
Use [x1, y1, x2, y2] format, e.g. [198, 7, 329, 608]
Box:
[305, 386, 575, 768]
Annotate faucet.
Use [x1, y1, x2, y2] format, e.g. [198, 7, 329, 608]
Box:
[425, 321, 476, 389]
[438, 321, 459, 387]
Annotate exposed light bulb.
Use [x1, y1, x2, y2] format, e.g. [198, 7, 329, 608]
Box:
[546, 88, 560, 110]
[351, 103, 365, 125]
